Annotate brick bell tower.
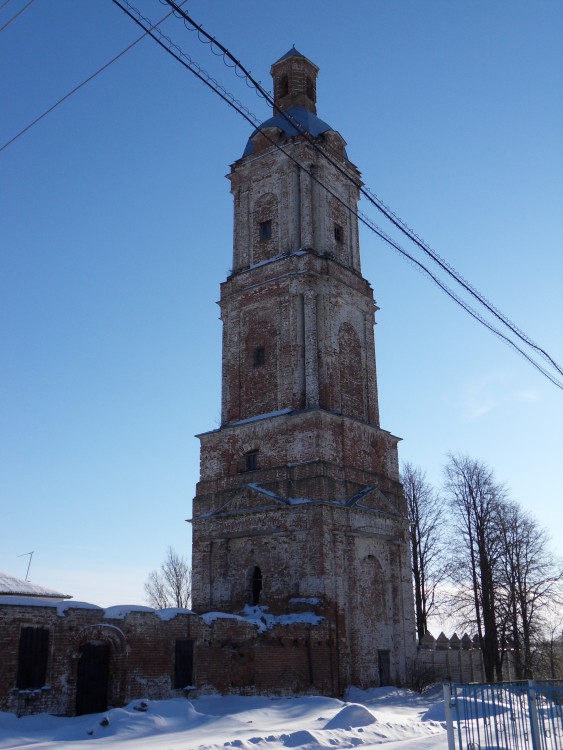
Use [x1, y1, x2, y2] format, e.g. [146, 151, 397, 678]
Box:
[191, 48, 415, 688]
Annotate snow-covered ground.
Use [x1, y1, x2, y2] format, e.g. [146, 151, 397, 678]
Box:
[0, 687, 450, 750]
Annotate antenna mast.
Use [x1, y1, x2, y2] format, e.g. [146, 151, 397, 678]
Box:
[17, 551, 34, 581]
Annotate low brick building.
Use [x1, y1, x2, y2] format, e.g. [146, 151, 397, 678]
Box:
[0, 597, 335, 716]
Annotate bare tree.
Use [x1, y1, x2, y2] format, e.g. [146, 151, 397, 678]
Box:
[496, 502, 563, 678]
[144, 547, 192, 609]
[444, 454, 506, 682]
[532, 620, 563, 679]
[401, 463, 447, 643]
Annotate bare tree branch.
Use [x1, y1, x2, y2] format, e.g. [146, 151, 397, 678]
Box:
[144, 547, 192, 610]
[401, 462, 447, 643]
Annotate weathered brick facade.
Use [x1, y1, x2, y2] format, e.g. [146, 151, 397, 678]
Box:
[192, 48, 416, 690]
[0, 49, 417, 718]
[0, 598, 335, 716]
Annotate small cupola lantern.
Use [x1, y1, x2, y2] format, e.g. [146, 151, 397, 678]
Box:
[270, 46, 319, 115]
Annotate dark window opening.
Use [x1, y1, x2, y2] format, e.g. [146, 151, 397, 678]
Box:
[259, 220, 272, 241]
[17, 627, 49, 689]
[253, 346, 265, 366]
[245, 451, 259, 472]
[174, 639, 194, 689]
[280, 75, 289, 97]
[334, 223, 343, 243]
[306, 76, 314, 100]
[251, 566, 262, 606]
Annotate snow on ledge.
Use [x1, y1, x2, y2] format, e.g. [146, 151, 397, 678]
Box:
[0, 596, 104, 615]
[0, 597, 194, 622]
[103, 605, 155, 619]
[248, 248, 309, 270]
[229, 408, 293, 426]
[200, 605, 324, 634]
[200, 611, 247, 626]
[155, 607, 195, 621]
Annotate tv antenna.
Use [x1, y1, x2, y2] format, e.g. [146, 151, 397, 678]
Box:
[17, 551, 34, 581]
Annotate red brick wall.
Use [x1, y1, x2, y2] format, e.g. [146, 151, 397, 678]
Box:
[0, 602, 337, 716]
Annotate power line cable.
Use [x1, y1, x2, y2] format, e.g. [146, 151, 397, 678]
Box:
[112, 0, 260, 122]
[112, 0, 563, 391]
[162, 0, 563, 380]
[0, 3, 186, 154]
[0, 0, 35, 33]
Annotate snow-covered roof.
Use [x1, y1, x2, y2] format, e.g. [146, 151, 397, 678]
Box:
[0, 571, 71, 600]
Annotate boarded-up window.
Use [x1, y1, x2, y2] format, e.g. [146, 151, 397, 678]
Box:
[16, 627, 49, 689]
[174, 640, 194, 689]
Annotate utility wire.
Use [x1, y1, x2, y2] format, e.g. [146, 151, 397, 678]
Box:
[0, 0, 35, 33]
[112, 0, 563, 391]
[3, 0, 557, 387]
[0, 3, 185, 154]
[163, 0, 563, 380]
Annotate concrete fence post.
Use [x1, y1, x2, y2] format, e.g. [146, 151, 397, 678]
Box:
[443, 682, 456, 750]
[528, 680, 541, 750]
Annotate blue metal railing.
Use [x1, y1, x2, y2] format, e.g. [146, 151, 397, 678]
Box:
[444, 680, 563, 750]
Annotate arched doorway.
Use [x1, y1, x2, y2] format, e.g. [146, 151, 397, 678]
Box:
[75, 641, 110, 715]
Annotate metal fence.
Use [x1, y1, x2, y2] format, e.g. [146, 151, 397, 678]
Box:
[444, 680, 563, 750]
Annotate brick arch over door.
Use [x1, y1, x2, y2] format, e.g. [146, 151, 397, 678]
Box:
[71, 625, 126, 716]
[337, 322, 365, 420]
[241, 321, 278, 419]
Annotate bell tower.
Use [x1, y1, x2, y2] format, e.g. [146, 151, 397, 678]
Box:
[191, 49, 415, 689]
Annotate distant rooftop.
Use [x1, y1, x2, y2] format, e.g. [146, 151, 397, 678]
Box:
[0, 571, 71, 599]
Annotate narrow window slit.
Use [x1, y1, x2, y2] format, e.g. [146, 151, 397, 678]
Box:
[245, 451, 259, 472]
[253, 346, 265, 366]
[259, 220, 272, 241]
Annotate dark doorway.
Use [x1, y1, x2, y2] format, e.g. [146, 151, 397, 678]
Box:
[75, 642, 110, 715]
[378, 649, 391, 687]
[174, 639, 194, 689]
[251, 566, 262, 605]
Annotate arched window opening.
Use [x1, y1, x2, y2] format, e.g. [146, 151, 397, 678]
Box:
[280, 75, 289, 97]
[251, 566, 262, 606]
[306, 76, 314, 100]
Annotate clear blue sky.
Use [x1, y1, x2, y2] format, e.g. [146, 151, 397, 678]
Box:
[1, 0, 562, 613]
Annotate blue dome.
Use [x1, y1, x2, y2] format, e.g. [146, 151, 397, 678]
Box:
[242, 106, 344, 158]
[273, 46, 310, 64]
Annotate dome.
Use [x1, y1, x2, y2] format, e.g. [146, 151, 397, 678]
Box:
[242, 106, 345, 158]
